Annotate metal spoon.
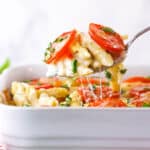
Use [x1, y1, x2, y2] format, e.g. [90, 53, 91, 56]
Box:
[47, 26, 150, 77]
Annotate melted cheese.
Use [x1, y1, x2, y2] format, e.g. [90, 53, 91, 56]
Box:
[107, 63, 124, 92]
[46, 32, 115, 77]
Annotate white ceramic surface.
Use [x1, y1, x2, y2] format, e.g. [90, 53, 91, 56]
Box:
[0, 64, 150, 150]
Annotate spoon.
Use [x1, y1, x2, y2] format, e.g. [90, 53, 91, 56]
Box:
[100, 26, 150, 72]
[47, 26, 150, 78]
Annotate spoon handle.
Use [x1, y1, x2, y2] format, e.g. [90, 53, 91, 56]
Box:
[126, 26, 150, 49]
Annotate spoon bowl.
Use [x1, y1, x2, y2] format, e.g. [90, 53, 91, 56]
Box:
[98, 26, 150, 73]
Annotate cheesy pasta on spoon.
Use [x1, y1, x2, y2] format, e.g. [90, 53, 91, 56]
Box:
[44, 23, 126, 77]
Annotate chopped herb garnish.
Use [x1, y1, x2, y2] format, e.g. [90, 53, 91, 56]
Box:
[44, 51, 50, 57]
[120, 68, 127, 74]
[126, 98, 130, 104]
[102, 27, 115, 34]
[23, 80, 30, 83]
[23, 104, 31, 107]
[60, 101, 68, 107]
[46, 47, 55, 52]
[105, 70, 112, 80]
[92, 84, 97, 90]
[46, 42, 55, 52]
[60, 96, 72, 107]
[72, 59, 78, 73]
[147, 76, 150, 79]
[121, 89, 126, 94]
[143, 103, 150, 107]
[48, 42, 52, 48]
[60, 102, 65, 106]
[54, 37, 65, 43]
[0, 58, 11, 74]
[44, 42, 55, 61]
[65, 96, 72, 105]
[61, 84, 69, 89]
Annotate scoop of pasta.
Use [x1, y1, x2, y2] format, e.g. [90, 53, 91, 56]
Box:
[44, 30, 126, 77]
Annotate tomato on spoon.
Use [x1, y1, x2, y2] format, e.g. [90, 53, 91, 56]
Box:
[45, 30, 76, 64]
[89, 23, 125, 56]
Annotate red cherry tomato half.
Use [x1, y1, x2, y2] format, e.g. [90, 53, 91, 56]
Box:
[28, 79, 53, 89]
[28, 79, 39, 85]
[129, 85, 150, 97]
[34, 83, 53, 90]
[123, 76, 150, 83]
[89, 97, 127, 107]
[78, 86, 120, 103]
[75, 77, 107, 85]
[89, 23, 125, 56]
[46, 30, 76, 64]
[39, 77, 62, 87]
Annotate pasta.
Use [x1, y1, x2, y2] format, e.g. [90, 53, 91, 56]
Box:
[1, 74, 150, 108]
[44, 23, 126, 77]
[2, 23, 138, 108]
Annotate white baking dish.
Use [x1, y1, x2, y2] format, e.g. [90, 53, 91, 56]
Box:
[0, 64, 150, 150]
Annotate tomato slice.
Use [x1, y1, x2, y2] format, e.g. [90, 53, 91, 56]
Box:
[89, 23, 125, 56]
[130, 92, 150, 107]
[89, 97, 127, 107]
[28, 79, 39, 85]
[75, 77, 107, 85]
[126, 84, 150, 107]
[78, 86, 120, 102]
[129, 85, 150, 97]
[45, 30, 76, 64]
[28, 79, 53, 89]
[39, 77, 62, 87]
[123, 76, 150, 83]
[34, 83, 53, 90]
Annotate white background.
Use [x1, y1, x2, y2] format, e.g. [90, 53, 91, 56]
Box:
[0, 0, 149, 66]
